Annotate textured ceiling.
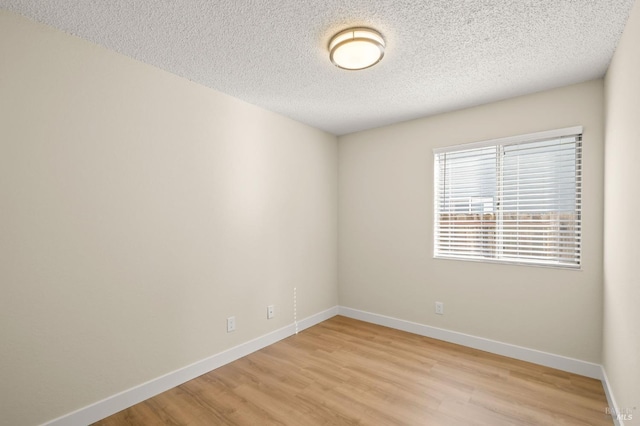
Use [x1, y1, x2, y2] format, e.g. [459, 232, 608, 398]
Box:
[1, 0, 635, 135]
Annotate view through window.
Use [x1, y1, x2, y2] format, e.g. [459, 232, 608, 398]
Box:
[434, 127, 582, 268]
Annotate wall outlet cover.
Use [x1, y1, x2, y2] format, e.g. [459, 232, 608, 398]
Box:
[227, 316, 236, 332]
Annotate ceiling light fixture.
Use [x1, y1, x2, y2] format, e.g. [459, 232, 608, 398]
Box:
[329, 27, 385, 70]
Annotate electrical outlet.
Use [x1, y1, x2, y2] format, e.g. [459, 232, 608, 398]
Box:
[227, 316, 236, 332]
[267, 305, 275, 319]
[435, 302, 444, 315]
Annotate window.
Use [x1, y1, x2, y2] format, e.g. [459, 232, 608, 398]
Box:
[434, 127, 582, 268]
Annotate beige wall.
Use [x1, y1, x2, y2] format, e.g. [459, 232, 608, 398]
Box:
[0, 11, 337, 426]
[604, 0, 640, 421]
[339, 80, 605, 362]
[3, 4, 633, 425]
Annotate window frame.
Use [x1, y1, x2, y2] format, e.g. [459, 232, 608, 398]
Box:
[433, 126, 583, 270]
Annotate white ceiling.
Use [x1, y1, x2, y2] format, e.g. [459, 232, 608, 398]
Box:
[1, 0, 635, 135]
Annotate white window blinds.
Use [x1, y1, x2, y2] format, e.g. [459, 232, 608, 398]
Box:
[434, 127, 582, 268]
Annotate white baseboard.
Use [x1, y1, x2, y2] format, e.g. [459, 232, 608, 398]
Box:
[338, 306, 603, 379]
[601, 367, 623, 426]
[43, 306, 339, 426]
[43, 305, 617, 426]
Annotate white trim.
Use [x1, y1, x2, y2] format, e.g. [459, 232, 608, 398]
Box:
[601, 366, 624, 426]
[338, 306, 602, 379]
[433, 254, 583, 271]
[42, 306, 339, 426]
[432, 125, 583, 154]
[43, 305, 613, 425]
[296, 305, 338, 331]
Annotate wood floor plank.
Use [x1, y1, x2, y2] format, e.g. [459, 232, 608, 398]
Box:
[94, 316, 613, 425]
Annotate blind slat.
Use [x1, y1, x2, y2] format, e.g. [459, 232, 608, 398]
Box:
[434, 130, 582, 268]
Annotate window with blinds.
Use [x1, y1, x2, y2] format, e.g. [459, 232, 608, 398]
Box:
[434, 127, 582, 268]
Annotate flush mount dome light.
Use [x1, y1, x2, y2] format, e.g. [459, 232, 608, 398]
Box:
[329, 27, 385, 70]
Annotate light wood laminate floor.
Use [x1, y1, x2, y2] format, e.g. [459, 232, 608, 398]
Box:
[95, 316, 612, 425]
